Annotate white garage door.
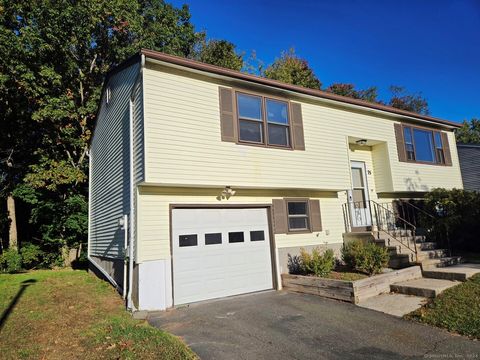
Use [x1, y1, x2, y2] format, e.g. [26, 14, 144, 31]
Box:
[172, 207, 274, 305]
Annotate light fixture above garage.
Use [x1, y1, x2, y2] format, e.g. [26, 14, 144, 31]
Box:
[356, 139, 368, 146]
[221, 186, 236, 199]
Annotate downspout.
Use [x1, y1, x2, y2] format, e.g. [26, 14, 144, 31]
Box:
[123, 214, 128, 300]
[127, 97, 135, 311]
[127, 54, 145, 311]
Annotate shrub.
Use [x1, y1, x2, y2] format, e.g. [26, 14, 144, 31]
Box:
[299, 248, 335, 277]
[342, 240, 389, 275]
[20, 243, 43, 269]
[423, 188, 480, 253]
[340, 240, 364, 270]
[0, 248, 23, 273]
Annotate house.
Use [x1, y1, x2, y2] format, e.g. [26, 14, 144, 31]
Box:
[88, 49, 463, 311]
[457, 143, 480, 192]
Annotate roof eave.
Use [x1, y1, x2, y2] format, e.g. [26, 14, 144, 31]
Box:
[140, 48, 461, 129]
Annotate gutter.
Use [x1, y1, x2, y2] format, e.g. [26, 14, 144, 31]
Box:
[140, 49, 460, 130]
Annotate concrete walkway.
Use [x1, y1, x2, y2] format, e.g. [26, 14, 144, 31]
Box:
[358, 293, 427, 317]
[358, 263, 480, 317]
[148, 291, 480, 360]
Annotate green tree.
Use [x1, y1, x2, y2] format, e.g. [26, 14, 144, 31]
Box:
[388, 85, 429, 115]
[326, 83, 380, 103]
[195, 39, 244, 71]
[455, 119, 480, 144]
[0, 0, 201, 262]
[264, 49, 321, 89]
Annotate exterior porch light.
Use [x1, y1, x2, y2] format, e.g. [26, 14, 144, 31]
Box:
[221, 186, 236, 199]
[356, 139, 368, 146]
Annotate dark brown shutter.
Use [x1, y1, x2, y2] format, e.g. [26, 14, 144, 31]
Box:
[309, 200, 322, 232]
[218, 87, 236, 142]
[272, 199, 287, 234]
[441, 132, 452, 166]
[394, 123, 407, 162]
[290, 103, 305, 150]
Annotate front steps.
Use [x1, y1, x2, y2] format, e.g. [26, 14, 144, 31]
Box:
[422, 263, 480, 281]
[390, 278, 459, 298]
[359, 265, 480, 317]
[375, 230, 467, 270]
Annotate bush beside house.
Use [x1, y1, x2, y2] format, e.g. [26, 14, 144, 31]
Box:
[423, 188, 480, 253]
[341, 240, 389, 275]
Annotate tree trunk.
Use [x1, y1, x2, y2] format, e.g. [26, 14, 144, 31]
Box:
[7, 195, 18, 250]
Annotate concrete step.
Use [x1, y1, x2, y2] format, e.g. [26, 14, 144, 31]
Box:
[416, 249, 448, 260]
[421, 256, 464, 268]
[413, 236, 427, 243]
[390, 278, 459, 298]
[389, 254, 412, 269]
[422, 263, 480, 282]
[357, 293, 428, 318]
[417, 242, 437, 251]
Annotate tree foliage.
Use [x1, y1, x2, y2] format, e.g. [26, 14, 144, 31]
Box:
[264, 49, 321, 89]
[195, 39, 244, 71]
[326, 83, 379, 103]
[455, 118, 480, 144]
[0, 0, 202, 263]
[388, 85, 429, 115]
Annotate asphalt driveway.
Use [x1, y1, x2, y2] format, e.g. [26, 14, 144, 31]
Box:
[148, 291, 480, 360]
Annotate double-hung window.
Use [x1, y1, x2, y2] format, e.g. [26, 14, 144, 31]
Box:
[434, 132, 445, 164]
[403, 127, 415, 161]
[237, 93, 263, 143]
[236, 92, 291, 148]
[266, 99, 290, 147]
[287, 201, 310, 231]
[403, 126, 446, 165]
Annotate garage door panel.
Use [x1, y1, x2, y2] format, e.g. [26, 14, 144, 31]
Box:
[172, 208, 273, 305]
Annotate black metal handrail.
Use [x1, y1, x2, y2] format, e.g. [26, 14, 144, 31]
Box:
[394, 199, 451, 257]
[343, 200, 418, 262]
[371, 201, 418, 262]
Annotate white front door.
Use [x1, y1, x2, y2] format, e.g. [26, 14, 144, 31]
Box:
[349, 161, 372, 228]
[172, 207, 274, 305]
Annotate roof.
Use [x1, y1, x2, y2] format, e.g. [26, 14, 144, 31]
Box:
[99, 49, 461, 129]
[457, 143, 480, 148]
[140, 49, 461, 129]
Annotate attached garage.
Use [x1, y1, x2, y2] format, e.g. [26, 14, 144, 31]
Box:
[171, 207, 275, 305]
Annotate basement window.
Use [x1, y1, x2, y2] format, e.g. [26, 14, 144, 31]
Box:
[287, 201, 310, 231]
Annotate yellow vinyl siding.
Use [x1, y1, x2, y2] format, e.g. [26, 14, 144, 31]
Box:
[143, 62, 462, 193]
[390, 131, 463, 191]
[136, 187, 345, 262]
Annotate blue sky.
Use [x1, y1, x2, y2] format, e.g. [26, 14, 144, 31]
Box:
[171, 0, 479, 123]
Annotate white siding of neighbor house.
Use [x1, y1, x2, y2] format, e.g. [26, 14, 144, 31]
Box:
[142, 62, 463, 193]
[89, 62, 140, 259]
[136, 187, 346, 263]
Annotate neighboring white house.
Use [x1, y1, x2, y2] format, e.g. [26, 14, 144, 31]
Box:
[88, 49, 463, 311]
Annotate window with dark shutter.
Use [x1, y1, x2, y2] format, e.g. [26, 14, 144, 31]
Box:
[441, 132, 452, 166]
[219, 87, 236, 142]
[290, 103, 305, 150]
[394, 123, 407, 162]
[395, 123, 453, 166]
[218, 87, 305, 151]
[273, 198, 322, 234]
[272, 199, 287, 234]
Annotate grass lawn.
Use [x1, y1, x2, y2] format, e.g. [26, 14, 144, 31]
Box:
[406, 273, 480, 339]
[0, 269, 197, 360]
